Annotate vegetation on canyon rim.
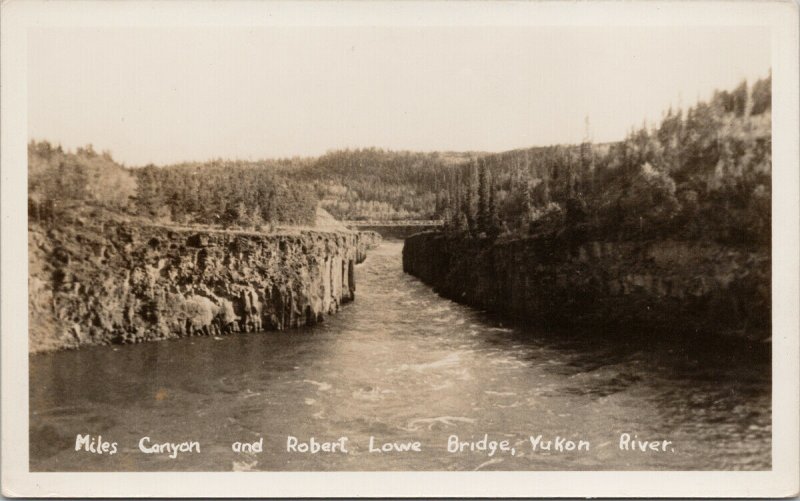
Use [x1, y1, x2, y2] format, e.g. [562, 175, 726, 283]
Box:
[29, 73, 769, 246]
[436, 74, 771, 248]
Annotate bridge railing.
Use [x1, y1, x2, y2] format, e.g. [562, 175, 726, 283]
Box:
[343, 220, 444, 227]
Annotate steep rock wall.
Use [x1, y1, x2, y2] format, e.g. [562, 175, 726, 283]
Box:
[403, 232, 770, 342]
[29, 219, 379, 353]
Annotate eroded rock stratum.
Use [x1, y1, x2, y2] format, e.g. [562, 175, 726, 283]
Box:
[403, 232, 769, 342]
[28, 214, 381, 353]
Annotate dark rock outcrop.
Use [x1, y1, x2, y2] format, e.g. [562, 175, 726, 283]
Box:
[403, 232, 770, 342]
[28, 219, 379, 353]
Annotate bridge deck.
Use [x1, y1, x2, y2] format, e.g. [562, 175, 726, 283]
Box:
[343, 220, 443, 227]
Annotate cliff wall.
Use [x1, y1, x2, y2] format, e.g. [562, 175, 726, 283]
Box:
[29, 215, 380, 353]
[403, 232, 770, 342]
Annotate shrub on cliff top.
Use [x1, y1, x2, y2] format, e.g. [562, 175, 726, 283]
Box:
[29, 141, 137, 222]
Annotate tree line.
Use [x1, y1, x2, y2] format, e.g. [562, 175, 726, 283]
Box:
[28, 145, 318, 229]
[437, 73, 771, 248]
[28, 142, 137, 222]
[134, 160, 317, 227]
[297, 149, 474, 221]
[29, 72, 771, 242]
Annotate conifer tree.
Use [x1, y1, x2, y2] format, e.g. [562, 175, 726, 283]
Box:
[463, 174, 477, 236]
[487, 175, 501, 239]
[477, 160, 489, 234]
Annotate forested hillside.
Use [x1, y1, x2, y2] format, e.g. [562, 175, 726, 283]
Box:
[29, 73, 770, 237]
[134, 159, 317, 227]
[27, 143, 470, 226]
[27, 145, 318, 229]
[297, 74, 771, 232]
[300, 149, 477, 221]
[28, 142, 138, 224]
[437, 74, 771, 247]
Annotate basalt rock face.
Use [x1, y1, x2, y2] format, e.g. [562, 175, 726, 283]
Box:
[29, 218, 376, 353]
[403, 232, 770, 342]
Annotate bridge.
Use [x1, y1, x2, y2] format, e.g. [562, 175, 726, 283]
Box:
[343, 220, 444, 239]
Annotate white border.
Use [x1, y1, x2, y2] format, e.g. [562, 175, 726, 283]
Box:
[2, 1, 798, 497]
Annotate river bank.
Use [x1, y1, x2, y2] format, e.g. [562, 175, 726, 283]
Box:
[28, 207, 380, 353]
[403, 232, 770, 343]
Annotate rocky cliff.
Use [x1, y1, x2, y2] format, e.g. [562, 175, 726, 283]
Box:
[403, 232, 770, 342]
[29, 211, 381, 353]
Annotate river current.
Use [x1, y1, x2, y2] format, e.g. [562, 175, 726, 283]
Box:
[29, 241, 771, 471]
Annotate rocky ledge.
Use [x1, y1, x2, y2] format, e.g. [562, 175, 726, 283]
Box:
[403, 232, 769, 342]
[28, 213, 381, 353]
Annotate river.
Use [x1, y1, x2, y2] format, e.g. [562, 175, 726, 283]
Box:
[29, 241, 771, 471]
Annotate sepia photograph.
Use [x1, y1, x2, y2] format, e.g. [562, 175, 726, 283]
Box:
[2, 0, 799, 498]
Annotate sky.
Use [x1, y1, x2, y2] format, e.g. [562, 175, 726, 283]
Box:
[28, 26, 771, 166]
